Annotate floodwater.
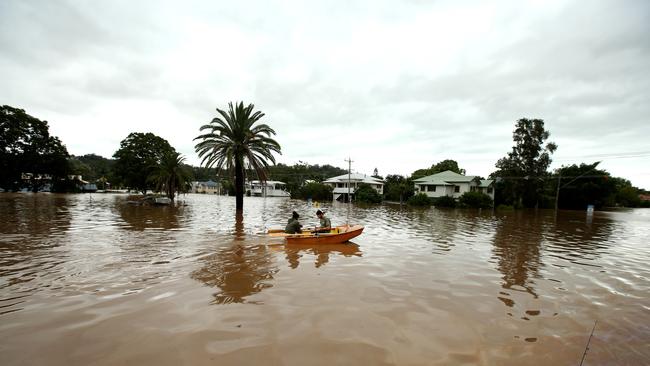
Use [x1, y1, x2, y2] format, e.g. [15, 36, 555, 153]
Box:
[0, 193, 648, 365]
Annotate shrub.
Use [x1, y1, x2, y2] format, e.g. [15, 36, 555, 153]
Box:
[407, 193, 432, 206]
[458, 191, 493, 208]
[432, 195, 457, 208]
[354, 183, 383, 204]
[296, 182, 333, 201]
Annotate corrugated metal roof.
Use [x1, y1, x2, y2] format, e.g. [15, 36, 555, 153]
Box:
[324, 173, 384, 185]
[413, 170, 474, 183]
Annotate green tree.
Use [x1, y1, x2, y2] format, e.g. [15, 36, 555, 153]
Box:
[77, 154, 115, 183]
[458, 191, 493, 208]
[149, 151, 191, 202]
[411, 159, 466, 180]
[383, 174, 414, 203]
[0, 105, 70, 191]
[113, 132, 175, 195]
[407, 193, 432, 206]
[296, 182, 333, 201]
[194, 102, 281, 213]
[354, 183, 383, 203]
[492, 118, 557, 208]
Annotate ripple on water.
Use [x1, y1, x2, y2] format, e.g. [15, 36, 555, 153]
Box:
[0, 194, 649, 364]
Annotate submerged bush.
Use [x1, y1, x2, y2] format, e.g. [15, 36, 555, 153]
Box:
[355, 183, 383, 204]
[432, 195, 457, 208]
[296, 182, 333, 201]
[407, 193, 432, 206]
[458, 191, 493, 208]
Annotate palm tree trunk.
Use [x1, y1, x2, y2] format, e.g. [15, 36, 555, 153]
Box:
[235, 156, 244, 212]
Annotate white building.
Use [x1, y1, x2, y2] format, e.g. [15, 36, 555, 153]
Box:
[248, 180, 291, 197]
[323, 173, 384, 202]
[413, 170, 494, 200]
[192, 180, 220, 194]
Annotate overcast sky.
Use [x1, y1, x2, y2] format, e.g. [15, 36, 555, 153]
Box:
[2, 0, 649, 188]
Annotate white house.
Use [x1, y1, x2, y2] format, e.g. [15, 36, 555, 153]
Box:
[413, 170, 494, 200]
[192, 180, 220, 194]
[323, 173, 384, 202]
[248, 180, 291, 197]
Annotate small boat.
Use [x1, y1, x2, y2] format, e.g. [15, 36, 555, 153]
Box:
[267, 225, 364, 245]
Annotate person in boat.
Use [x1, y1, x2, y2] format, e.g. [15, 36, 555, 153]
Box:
[314, 210, 331, 233]
[285, 211, 303, 234]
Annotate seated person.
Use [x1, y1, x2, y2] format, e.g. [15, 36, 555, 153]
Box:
[314, 210, 331, 233]
[285, 211, 303, 234]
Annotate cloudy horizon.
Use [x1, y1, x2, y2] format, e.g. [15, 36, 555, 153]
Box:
[2, 0, 649, 188]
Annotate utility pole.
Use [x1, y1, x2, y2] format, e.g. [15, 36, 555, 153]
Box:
[345, 157, 353, 203]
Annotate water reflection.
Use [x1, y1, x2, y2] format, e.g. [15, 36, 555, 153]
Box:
[0, 194, 72, 291]
[115, 199, 184, 231]
[191, 242, 279, 304]
[491, 211, 543, 306]
[282, 243, 362, 269]
[191, 218, 279, 304]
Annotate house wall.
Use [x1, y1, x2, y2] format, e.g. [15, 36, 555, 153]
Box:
[328, 181, 384, 199]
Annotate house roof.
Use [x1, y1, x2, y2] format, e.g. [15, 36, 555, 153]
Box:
[413, 170, 474, 183]
[479, 179, 494, 187]
[414, 170, 493, 186]
[202, 180, 219, 187]
[250, 180, 286, 185]
[324, 173, 384, 185]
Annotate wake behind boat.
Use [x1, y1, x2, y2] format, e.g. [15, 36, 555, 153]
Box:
[267, 225, 364, 245]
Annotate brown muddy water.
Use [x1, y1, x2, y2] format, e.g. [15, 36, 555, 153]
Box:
[0, 193, 648, 365]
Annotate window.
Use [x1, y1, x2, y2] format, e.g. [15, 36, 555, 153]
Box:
[487, 187, 493, 194]
[430, 185, 436, 192]
[470, 186, 477, 192]
[454, 185, 460, 193]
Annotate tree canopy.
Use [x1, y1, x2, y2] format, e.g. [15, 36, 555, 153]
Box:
[194, 101, 281, 213]
[113, 132, 175, 194]
[492, 118, 557, 208]
[0, 105, 70, 191]
[411, 159, 465, 180]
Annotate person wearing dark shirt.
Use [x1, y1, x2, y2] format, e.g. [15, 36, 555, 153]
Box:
[285, 211, 303, 234]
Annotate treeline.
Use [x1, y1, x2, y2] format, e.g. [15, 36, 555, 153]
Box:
[2, 106, 647, 208]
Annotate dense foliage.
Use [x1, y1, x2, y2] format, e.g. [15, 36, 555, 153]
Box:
[407, 193, 432, 206]
[295, 182, 333, 201]
[411, 159, 466, 180]
[458, 191, 493, 208]
[148, 151, 192, 202]
[354, 183, 383, 204]
[0, 105, 70, 191]
[267, 162, 346, 195]
[113, 132, 175, 195]
[432, 195, 457, 208]
[383, 174, 415, 203]
[194, 102, 281, 212]
[492, 118, 557, 208]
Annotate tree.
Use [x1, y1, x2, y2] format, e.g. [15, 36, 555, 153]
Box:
[194, 102, 281, 213]
[268, 162, 346, 195]
[149, 151, 191, 202]
[296, 182, 333, 201]
[411, 159, 465, 180]
[0, 105, 70, 191]
[383, 174, 414, 203]
[113, 132, 175, 195]
[459, 191, 493, 208]
[492, 118, 557, 208]
[354, 183, 382, 203]
[76, 154, 115, 183]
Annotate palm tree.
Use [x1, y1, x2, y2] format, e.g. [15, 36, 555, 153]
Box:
[149, 151, 191, 202]
[194, 102, 281, 213]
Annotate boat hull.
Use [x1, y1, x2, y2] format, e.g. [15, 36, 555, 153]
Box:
[268, 225, 364, 245]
